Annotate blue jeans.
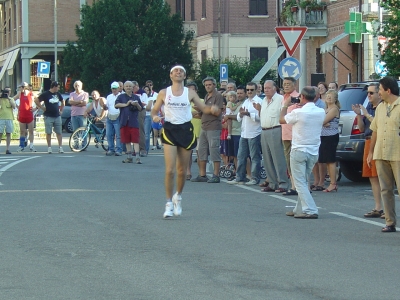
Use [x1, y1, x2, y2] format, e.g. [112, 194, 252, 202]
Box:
[106, 117, 122, 153]
[71, 115, 87, 131]
[235, 135, 261, 182]
[290, 149, 319, 215]
[144, 115, 152, 153]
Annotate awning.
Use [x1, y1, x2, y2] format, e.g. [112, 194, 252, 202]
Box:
[320, 33, 349, 54]
[252, 46, 285, 82]
[0, 48, 19, 82]
[7, 49, 20, 75]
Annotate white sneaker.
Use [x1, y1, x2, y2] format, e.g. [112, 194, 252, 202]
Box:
[59, 147, 64, 153]
[163, 201, 174, 218]
[245, 179, 259, 185]
[17, 146, 24, 152]
[29, 145, 37, 152]
[151, 146, 156, 150]
[48, 147, 52, 154]
[172, 193, 182, 216]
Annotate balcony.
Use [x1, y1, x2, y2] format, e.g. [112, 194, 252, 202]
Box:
[281, 1, 327, 37]
[183, 21, 198, 38]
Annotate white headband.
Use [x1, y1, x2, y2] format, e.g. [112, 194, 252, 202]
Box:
[170, 65, 186, 74]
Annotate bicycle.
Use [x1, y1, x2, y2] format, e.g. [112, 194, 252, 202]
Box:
[69, 116, 108, 152]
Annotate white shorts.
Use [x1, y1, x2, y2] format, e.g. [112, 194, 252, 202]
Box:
[0, 119, 14, 134]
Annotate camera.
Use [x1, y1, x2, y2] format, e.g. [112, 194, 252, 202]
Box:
[0, 89, 10, 98]
[291, 96, 300, 104]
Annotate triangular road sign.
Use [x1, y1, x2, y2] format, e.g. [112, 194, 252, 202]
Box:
[275, 27, 308, 57]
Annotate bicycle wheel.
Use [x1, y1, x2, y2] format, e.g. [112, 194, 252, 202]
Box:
[100, 132, 108, 151]
[69, 129, 91, 152]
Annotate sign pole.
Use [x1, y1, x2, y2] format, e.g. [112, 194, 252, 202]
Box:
[54, 0, 58, 83]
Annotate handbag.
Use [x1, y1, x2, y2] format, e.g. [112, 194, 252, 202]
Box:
[108, 112, 119, 120]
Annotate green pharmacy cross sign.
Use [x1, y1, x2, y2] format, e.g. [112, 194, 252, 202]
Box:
[344, 12, 370, 43]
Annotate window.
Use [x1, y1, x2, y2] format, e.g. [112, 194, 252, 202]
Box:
[250, 47, 269, 62]
[191, 0, 195, 21]
[176, 0, 185, 20]
[201, 50, 207, 63]
[249, 0, 267, 15]
[202, 0, 206, 18]
[316, 48, 322, 73]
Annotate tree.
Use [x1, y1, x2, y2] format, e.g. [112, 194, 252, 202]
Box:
[378, 0, 400, 77]
[60, 0, 194, 94]
[191, 57, 277, 97]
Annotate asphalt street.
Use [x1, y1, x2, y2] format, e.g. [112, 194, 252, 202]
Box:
[0, 136, 399, 299]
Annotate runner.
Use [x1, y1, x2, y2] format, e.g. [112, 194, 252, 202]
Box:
[151, 65, 220, 218]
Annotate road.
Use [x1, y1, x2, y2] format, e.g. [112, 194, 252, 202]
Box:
[0, 139, 399, 299]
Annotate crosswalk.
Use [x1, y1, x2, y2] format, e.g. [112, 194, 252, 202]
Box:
[0, 156, 40, 183]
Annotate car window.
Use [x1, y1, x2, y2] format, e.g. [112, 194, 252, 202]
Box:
[338, 89, 367, 111]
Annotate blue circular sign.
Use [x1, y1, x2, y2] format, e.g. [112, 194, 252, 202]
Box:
[278, 57, 302, 80]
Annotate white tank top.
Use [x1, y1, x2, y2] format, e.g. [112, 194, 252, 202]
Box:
[92, 101, 107, 121]
[164, 86, 192, 124]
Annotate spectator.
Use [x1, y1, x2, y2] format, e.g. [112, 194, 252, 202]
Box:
[85, 90, 107, 128]
[319, 90, 340, 192]
[352, 83, 383, 218]
[0, 87, 16, 154]
[318, 81, 328, 102]
[14, 82, 36, 152]
[328, 82, 338, 91]
[115, 81, 143, 164]
[191, 76, 224, 183]
[228, 82, 262, 185]
[256, 80, 289, 193]
[367, 76, 400, 232]
[69, 80, 89, 133]
[280, 86, 325, 219]
[35, 81, 65, 154]
[105, 82, 122, 156]
[133, 81, 149, 157]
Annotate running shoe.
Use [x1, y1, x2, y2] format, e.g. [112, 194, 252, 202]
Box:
[172, 193, 182, 216]
[17, 146, 24, 152]
[59, 147, 64, 153]
[29, 145, 37, 152]
[48, 147, 52, 154]
[136, 158, 142, 164]
[163, 201, 174, 218]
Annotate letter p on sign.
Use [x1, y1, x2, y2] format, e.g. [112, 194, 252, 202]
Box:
[220, 64, 228, 82]
[37, 62, 51, 78]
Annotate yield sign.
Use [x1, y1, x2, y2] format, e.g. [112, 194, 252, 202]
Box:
[275, 27, 308, 57]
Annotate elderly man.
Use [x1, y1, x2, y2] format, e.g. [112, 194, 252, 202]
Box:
[255, 80, 288, 193]
[229, 82, 262, 185]
[280, 87, 325, 219]
[105, 82, 122, 156]
[281, 77, 300, 193]
[367, 76, 400, 232]
[191, 76, 224, 183]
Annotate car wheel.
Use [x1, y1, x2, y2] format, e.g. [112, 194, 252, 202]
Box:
[339, 161, 367, 182]
[65, 118, 73, 133]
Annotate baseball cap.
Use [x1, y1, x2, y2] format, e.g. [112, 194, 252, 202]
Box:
[170, 65, 186, 74]
[18, 82, 29, 88]
[110, 81, 119, 89]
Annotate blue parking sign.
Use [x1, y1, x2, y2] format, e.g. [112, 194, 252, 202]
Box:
[220, 64, 228, 82]
[37, 61, 51, 78]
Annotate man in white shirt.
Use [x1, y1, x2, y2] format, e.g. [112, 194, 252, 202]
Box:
[229, 82, 262, 185]
[255, 80, 289, 193]
[280, 86, 325, 219]
[105, 82, 122, 156]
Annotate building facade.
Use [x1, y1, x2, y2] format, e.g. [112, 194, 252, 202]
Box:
[0, 0, 94, 91]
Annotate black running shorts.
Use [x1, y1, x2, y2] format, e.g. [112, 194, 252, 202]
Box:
[161, 121, 197, 150]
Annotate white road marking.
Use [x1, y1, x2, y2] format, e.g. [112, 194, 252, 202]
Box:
[0, 156, 40, 180]
[330, 212, 398, 230]
[0, 189, 129, 193]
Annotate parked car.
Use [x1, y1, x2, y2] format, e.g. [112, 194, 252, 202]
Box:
[336, 81, 400, 182]
[61, 94, 92, 133]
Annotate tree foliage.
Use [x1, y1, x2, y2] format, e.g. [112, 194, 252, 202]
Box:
[191, 57, 277, 97]
[378, 0, 400, 77]
[60, 0, 193, 95]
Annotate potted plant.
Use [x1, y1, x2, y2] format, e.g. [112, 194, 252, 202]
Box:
[299, 0, 327, 12]
[280, 0, 299, 25]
